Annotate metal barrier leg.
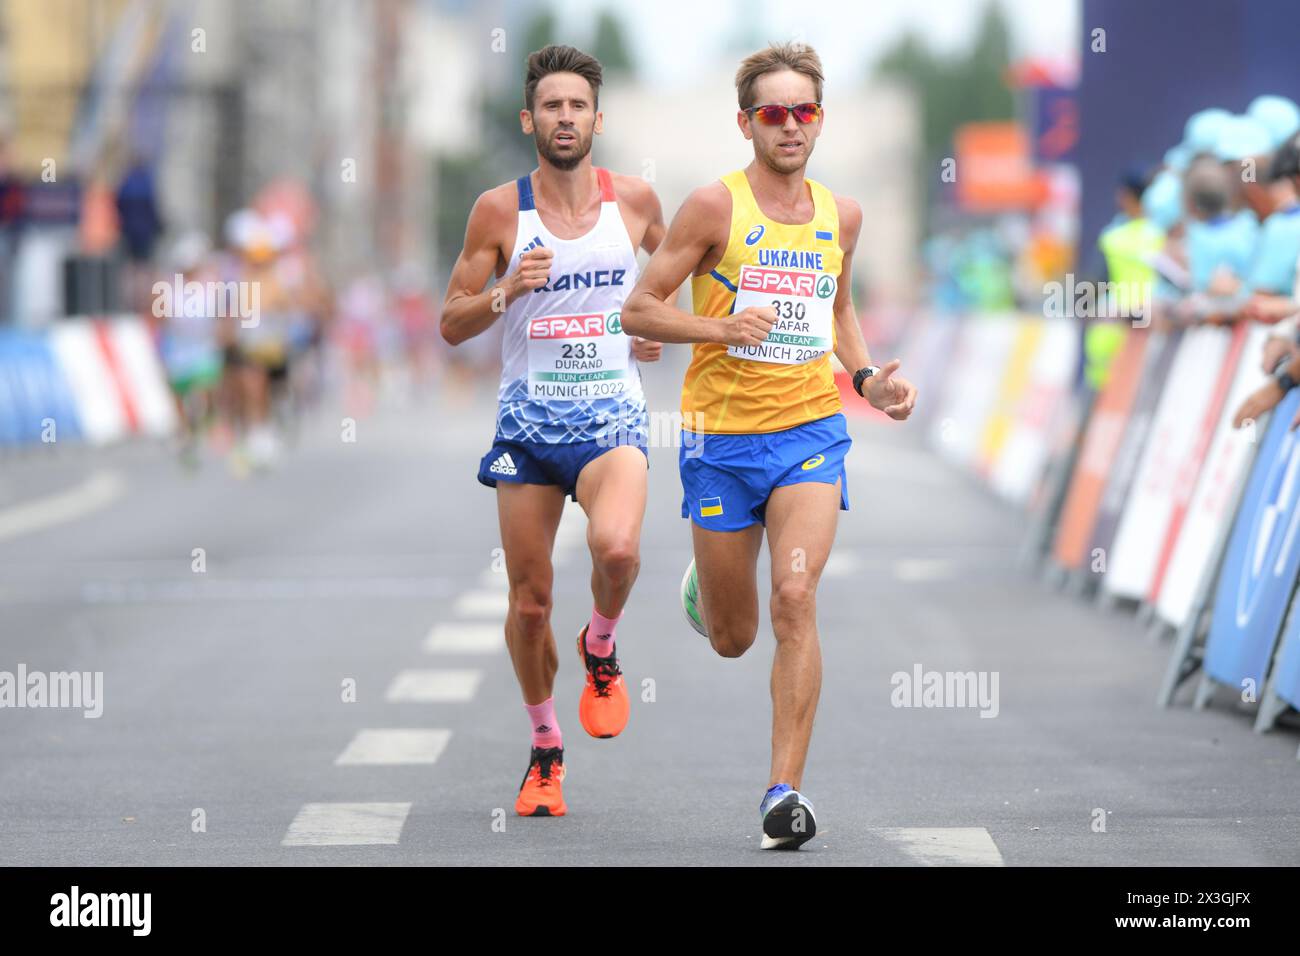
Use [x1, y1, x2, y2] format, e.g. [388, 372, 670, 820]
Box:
[1146, 617, 1169, 643]
[1158, 608, 1203, 707]
[1193, 673, 1215, 710]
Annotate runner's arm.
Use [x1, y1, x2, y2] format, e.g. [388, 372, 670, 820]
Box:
[830, 197, 874, 374]
[833, 195, 916, 420]
[622, 186, 772, 346]
[441, 189, 537, 345]
[614, 173, 667, 256]
[639, 185, 666, 255]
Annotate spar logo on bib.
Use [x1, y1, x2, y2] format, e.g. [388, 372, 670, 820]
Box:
[739, 266, 818, 298]
[816, 275, 837, 299]
[605, 311, 623, 334]
[528, 313, 608, 339]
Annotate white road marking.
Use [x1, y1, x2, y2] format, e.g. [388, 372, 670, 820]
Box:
[80, 576, 447, 604]
[894, 558, 954, 582]
[478, 568, 508, 589]
[871, 827, 1004, 866]
[453, 590, 509, 616]
[423, 623, 502, 654]
[823, 551, 864, 578]
[335, 729, 452, 765]
[281, 802, 412, 846]
[385, 669, 482, 702]
[0, 471, 124, 542]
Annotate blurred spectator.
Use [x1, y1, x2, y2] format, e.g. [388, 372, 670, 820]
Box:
[116, 157, 164, 314]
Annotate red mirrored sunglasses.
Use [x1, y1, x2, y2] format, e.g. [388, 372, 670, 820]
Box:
[744, 102, 823, 126]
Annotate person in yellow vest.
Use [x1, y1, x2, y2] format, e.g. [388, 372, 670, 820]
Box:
[622, 42, 916, 850]
[1091, 169, 1164, 389]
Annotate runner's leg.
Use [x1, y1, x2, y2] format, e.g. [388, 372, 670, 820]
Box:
[763, 478, 841, 789]
[691, 521, 764, 658]
[497, 482, 566, 704]
[571, 444, 646, 737]
[575, 445, 648, 619]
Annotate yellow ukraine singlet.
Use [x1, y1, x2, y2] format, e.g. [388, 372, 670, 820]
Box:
[682, 168, 844, 434]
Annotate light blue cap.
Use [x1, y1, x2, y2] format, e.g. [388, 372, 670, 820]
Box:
[1213, 114, 1273, 161]
[1163, 144, 1192, 171]
[1142, 169, 1182, 230]
[1183, 108, 1233, 153]
[1247, 95, 1300, 148]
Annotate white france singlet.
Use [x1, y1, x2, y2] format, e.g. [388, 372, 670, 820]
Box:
[495, 167, 647, 444]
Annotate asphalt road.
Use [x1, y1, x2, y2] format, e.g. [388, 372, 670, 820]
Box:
[1, 358, 1298, 866]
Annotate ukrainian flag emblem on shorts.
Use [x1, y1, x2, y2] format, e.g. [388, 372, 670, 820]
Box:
[699, 496, 724, 517]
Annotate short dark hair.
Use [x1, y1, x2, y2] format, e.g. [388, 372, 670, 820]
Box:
[1269, 132, 1300, 183]
[524, 45, 603, 112]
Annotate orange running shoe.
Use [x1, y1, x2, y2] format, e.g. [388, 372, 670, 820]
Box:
[515, 745, 566, 817]
[576, 624, 630, 738]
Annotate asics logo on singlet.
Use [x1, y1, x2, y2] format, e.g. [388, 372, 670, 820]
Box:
[489, 452, 518, 476]
[745, 224, 765, 245]
[533, 269, 626, 293]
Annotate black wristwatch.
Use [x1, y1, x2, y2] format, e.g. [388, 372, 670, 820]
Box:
[853, 365, 881, 398]
[1276, 368, 1298, 394]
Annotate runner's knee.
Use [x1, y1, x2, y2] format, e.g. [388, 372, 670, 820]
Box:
[770, 576, 816, 630]
[707, 612, 758, 658]
[589, 529, 639, 582]
[509, 584, 552, 637]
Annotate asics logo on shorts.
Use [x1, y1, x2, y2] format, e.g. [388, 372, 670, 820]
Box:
[489, 452, 519, 476]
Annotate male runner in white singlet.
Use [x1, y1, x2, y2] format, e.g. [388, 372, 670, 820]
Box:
[441, 45, 665, 817]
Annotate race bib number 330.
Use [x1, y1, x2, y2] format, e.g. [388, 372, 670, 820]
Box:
[527, 311, 629, 400]
[727, 264, 836, 365]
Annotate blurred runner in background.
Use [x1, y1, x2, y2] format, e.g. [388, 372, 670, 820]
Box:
[157, 230, 222, 467]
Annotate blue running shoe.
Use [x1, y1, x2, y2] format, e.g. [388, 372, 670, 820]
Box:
[759, 784, 817, 850]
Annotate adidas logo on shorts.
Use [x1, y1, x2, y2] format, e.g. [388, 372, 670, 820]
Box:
[489, 452, 518, 476]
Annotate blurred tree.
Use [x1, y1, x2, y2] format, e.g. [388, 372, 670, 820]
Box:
[590, 11, 635, 78]
[875, 1, 1016, 216]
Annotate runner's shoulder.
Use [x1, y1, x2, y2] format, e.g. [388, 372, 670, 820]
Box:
[470, 181, 521, 223]
[676, 181, 732, 242]
[464, 181, 522, 249]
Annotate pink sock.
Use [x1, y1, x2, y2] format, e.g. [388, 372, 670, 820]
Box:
[585, 607, 621, 658]
[524, 698, 562, 749]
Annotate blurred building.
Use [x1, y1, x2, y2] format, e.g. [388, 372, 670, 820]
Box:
[0, 0, 480, 324]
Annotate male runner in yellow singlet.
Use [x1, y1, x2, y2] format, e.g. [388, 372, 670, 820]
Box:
[622, 42, 917, 849]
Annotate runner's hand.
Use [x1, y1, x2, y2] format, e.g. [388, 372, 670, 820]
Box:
[631, 336, 662, 362]
[864, 358, 917, 420]
[508, 247, 553, 300]
[721, 306, 775, 347]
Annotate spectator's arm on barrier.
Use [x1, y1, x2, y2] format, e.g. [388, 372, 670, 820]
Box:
[1241, 292, 1300, 323]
